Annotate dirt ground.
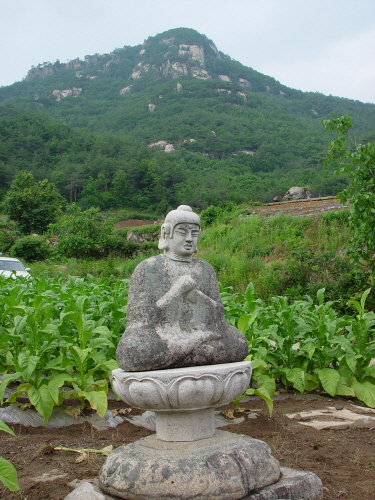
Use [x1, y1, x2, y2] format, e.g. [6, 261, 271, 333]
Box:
[1, 395, 374, 500]
[114, 219, 156, 229]
[114, 198, 349, 230]
[251, 197, 349, 218]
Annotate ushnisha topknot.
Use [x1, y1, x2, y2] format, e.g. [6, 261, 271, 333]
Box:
[158, 205, 201, 250]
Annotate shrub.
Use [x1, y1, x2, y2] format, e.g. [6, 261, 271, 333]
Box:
[106, 237, 139, 257]
[0, 229, 17, 253]
[10, 235, 51, 262]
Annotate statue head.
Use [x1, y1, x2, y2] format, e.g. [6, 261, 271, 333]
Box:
[158, 205, 201, 259]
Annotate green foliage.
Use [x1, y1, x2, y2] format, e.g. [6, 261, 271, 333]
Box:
[3, 170, 63, 234]
[1, 270, 375, 425]
[197, 209, 370, 310]
[0, 273, 128, 422]
[2, 22, 375, 211]
[227, 285, 375, 408]
[51, 204, 114, 258]
[323, 115, 375, 275]
[10, 235, 51, 262]
[0, 421, 20, 492]
[200, 202, 239, 227]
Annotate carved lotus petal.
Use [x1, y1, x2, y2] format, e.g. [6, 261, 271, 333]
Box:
[168, 374, 223, 409]
[224, 365, 252, 401]
[112, 362, 252, 411]
[113, 375, 169, 409]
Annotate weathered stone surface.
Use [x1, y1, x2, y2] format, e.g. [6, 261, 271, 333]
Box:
[116, 206, 248, 372]
[52, 87, 82, 101]
[100, 430, 281, 500]
[243, 467, 323, 500]
[65, 479, 110, 499]
[178, 44, 205, 67]
[282, 186, 313, 201]
[116, 255, 248, 371]
[113, 362, 251, 410]
[112, 361, 251, 441]
[65, 478, 125, 500]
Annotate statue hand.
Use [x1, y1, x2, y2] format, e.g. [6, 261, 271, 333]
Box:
[173, 275, 197, 295]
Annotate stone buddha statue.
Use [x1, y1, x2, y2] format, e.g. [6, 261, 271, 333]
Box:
[116, 205, 248, 371]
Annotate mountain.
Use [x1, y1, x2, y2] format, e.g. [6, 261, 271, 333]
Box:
[1, 27, 375, 210]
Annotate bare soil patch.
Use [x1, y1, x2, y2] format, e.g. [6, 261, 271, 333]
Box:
[114, 219, 155, 229]
[251, 197, 349, 218]
[1, 395, 374, 500]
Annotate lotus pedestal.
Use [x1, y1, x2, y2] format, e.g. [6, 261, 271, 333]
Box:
[99, 361, 323, 500]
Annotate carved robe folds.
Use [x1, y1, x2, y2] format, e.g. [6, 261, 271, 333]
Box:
[116, 254, 248, 372]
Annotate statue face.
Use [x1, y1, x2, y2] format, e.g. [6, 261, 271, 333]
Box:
[168, 223, 200, 258]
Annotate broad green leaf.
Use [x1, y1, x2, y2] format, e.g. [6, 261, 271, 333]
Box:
[76, 390, 108, 417]
[336, 381, 355, 397]
[256, 374, 276, 398]
[28, 385, 55, 424]
[0, 372, 22, 403]
[89, 338, 114, 349]
[316, 288, 325, 305]
[70, 346, 91, 366]
[246, 386, 273, 417]
[360, 288, 371, 314]
[48, 373, 73, 404]
[0, 421, 15, 436]
[300, 342, 316, 360]
[0, 457, 20, 492]
[246, 357, 267, 370]
[245, 282, 255, 309]
[92, 326, 111, 335]
[18, 352, 39, 379]
[316, 368, 340, 396]
[41, 324, 60, 336]
[304, 373, 319, 391]
[344, 353, 357, 374]
[238, 314, 252, 334]
[94, 359, 118, 372]
[353, 381, 375, 408]
[284, 368, 305, 393]
[14, 315, 27, 334]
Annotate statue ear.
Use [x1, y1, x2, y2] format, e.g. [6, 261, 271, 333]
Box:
[158, 224, 170, 250]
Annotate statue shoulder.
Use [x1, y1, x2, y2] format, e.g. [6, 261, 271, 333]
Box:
[192, 257, 216, 273]
[130, 254, 165, 281]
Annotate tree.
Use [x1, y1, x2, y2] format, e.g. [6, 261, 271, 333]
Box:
[3, 171, 64, 235]
[323, 115, 375, 274]
[50, 204, 114, 258]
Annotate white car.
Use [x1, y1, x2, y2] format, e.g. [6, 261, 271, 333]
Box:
[0, 257, 31, 278]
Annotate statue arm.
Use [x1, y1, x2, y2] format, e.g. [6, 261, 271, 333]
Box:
[156, 274, 197, 309]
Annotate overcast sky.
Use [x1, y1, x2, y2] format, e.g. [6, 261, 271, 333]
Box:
[1, 0, 375, 104]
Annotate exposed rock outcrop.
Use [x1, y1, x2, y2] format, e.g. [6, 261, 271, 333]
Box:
[52, 87, 82, 101]
[179, 44, 205, 67]
[162, 61, 189, 78]
[148, 140, 176, 152]
[239, 78, 251, 89]
[25, 51, 121, 81]
[119, 85, 132, 95]
[273, 187, 314, 202]
[219, 75, 231, 82]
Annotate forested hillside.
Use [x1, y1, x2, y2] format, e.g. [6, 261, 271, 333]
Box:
[1, 27, 375, 210]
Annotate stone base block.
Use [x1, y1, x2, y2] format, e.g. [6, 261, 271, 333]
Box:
[69, 465, 322, 500]
[99, 430, 281, 500]
[243, 467, 323, 500]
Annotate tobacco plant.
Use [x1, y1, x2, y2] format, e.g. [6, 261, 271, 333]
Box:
[0, 273, 128, 423]
[0, 421, 20, 493]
